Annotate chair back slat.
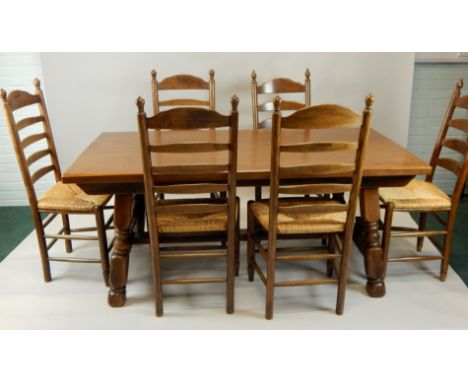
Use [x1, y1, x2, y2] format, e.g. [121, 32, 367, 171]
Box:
[158, 99, 210, 107]
[152, 70, 215, 113]
[455, 94, 468, 109]
[280, 142, 357, 153]
[251, 69, 311, 129]
[152, 164, 229, 175]
[258, 78, 306, 94]
[153, 183, 228, 194]
[26, 148, 52, 166]
[448, 118, 468, 133]
[278, 183, 352, 195]
[442, 138, 468, 155]
[159, 74, 210, 90]
[150, 142, 229, 153]
[16, 115, 44, 131]
[31, 165, 55, 184]
[435, 157, 462, 175]
[147, 107, 229, 130]
[258, 100, 305, 112]
[279, 164, 355, 177]
[280, 104, 362, 129]
[21, 132, 48, 149]
[6, 90, 41, 111]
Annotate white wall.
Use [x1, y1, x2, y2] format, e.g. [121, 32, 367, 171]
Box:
[40, 53, 415, 169]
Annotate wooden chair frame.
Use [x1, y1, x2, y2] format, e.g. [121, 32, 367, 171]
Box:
[380, 79, 468, 281]
[136, 95, 239, 317]
[1, 79, 114, 285]
[251, 69, 311, 200]
[247, 95, 374, 319]
[151, 69, 215, 114]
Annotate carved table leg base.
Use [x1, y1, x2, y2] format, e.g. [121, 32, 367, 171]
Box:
[108, 194, 133, 308]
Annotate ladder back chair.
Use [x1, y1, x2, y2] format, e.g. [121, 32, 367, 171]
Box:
[379, 79, 468, 281]
[1, 79, 114, 285]
[136, 95, 239, 317]
[247, 95, 374, 319]
[151, 69, 215, 114]
[151, 69, 219, 200]
[251, 69, 311, 200]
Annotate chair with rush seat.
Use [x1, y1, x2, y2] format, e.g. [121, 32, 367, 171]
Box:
[251, 69, 311, 200]
[247, 95, 374, 319]
[379, 79, 468, 282]
[136, 95, 240, 317]
[1, 79, 114, 285]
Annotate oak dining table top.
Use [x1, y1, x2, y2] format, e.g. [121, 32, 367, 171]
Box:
[62, 128, 431, 191]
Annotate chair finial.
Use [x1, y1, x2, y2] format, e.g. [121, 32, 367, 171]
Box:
[151, 69, 157, 80]
[231, 95, 239, 111]
[273, 96, 281, 112]
[251, 70, 257, 80]
[365, 94, 374, 110]
[209, 69, 215, 78]
[136, 97, 145, 113]
[305, 68, 311, 79]
[0, 88, 6, 102]
[457, 78, 464, 89]
[33, 78, 41, 89]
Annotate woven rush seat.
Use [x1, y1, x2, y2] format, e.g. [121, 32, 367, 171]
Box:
[38, 182, 111, 212]
[379, 179, 451, 211]
[156, 198, 239, 234]
[250, 199, 346, 235]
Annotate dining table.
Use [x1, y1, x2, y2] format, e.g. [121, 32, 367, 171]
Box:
[62, 128, 432, 307]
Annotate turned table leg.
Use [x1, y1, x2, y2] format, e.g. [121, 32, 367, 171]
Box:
[354, 187, 386, 297]
[108, 194, 133, 307]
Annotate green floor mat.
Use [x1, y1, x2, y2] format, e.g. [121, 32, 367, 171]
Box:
[0, 206, 36, 262]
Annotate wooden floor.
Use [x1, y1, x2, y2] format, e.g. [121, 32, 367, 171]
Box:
[0, 210, 468, 329]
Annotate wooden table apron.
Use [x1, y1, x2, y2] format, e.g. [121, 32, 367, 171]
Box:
[63, 129, 431, 307]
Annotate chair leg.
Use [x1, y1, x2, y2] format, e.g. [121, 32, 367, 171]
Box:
[336, 243, 351, 315]
[95, 208, 110, 287]
[440, 222, 455, 281]
[417, 212, 427, 252]
[150, 239, 164, 317]
[33, 211, 52, 282]
[61, 213, 73, 253]
[247, 203, 255, 281]
[227, 228, 235, 315]
[265, 236, 277, 320]
[255, 186, 262, 201]
[327, 234, 335, 277]
[235, 206, 240, 277]
[381, 203, 395, 272]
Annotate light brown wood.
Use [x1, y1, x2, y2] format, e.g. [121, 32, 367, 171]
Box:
[1, 80, 113, 286]
[281, 142, 357, 153]
[15, 115, 44, 131]
[281, 104, 362, 129]
[137, 95, 239, 316]
[278, 184, 352, 195]
[247, 94, 374, 319]
[380, 78, 468, 282]
[448, 118, 468, 133]
[63, 129, 430, 189]
[151, 70, 215, 114]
